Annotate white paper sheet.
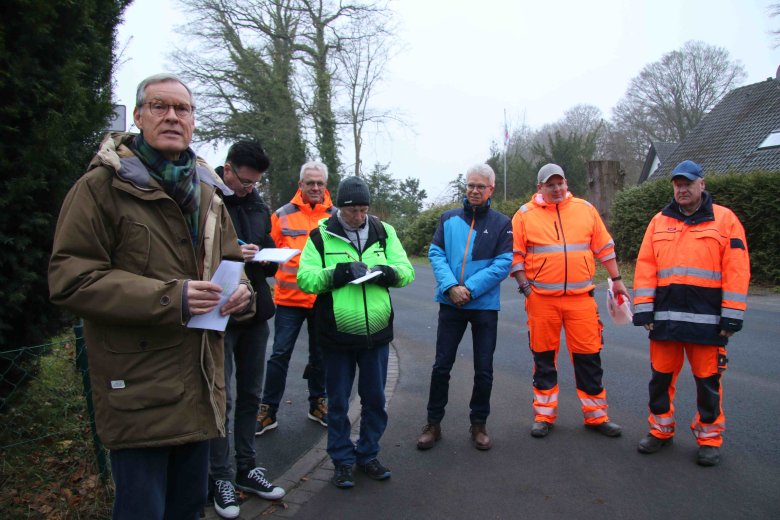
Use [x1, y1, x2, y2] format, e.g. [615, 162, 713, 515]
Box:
[252, 248, 301, 263]
[187, 260, 244, 331]
[349, 270, 383, 285]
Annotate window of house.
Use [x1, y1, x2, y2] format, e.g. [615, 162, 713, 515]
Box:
[758, 130, 780, 149]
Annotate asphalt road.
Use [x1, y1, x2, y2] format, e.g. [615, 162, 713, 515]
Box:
[279, 263, 780, 520]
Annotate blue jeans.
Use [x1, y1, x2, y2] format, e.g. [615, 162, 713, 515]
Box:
[111, 440, 209, 520]
[210, 319, 270, 480]
[262, 305, 325, 408]
[427, 304, 498, 425]
[322, 344, 389, 466]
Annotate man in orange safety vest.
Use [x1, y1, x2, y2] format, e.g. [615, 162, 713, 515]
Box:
[632, 160, 750, 467]
[511, 164, 628, 439]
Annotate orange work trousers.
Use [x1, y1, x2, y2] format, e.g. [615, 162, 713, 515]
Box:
[525, 292, 609, 425]
[646, 340, 727, 447]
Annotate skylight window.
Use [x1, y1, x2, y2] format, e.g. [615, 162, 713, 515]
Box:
[758, 130, 780, 149]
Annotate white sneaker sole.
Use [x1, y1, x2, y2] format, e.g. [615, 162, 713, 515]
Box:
[214, 502, 240, 519]
[255, 421, 278, 436]
[307, 413, 327, 427]
[236, 484, 286, 501]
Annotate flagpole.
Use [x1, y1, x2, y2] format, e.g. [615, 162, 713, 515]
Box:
[503, 109, 508, 201]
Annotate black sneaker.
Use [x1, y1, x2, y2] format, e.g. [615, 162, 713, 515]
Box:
[308, 397, 328, 427]
[358, 459, 391, 480]
[235, 467, 285, 500]
[255, 404, 278, 436]
[212, 480, 239, 519]
[331, 464, 355, 489]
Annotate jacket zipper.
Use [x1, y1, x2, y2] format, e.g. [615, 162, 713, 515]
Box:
[556, 204, 568, 293]
[355, 230, 373, 349]
[459, 213, 476, 284]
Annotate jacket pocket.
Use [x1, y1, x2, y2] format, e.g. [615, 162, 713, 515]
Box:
[103, 325, 185, 411]
[115, 220, 151, 275]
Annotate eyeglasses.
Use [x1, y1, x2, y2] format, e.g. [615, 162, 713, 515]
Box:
[466, 183, 491, 191]
[228, 164, 260, 188]
[302, 180, 326, 187]
[142, 101, 195, 118]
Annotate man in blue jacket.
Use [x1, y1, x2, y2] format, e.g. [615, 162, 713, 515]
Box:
[417, 164, 513, 451]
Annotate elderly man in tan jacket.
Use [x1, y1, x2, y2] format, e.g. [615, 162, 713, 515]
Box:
[49, 73, 262, 520]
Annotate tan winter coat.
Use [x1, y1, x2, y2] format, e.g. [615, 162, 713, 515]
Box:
[49, 133, 252, 450]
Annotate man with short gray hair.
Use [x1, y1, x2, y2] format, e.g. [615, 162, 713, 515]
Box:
[49, 73, 253, 519]
[417, 164, 513, 451]
[255, 161, 334, 436]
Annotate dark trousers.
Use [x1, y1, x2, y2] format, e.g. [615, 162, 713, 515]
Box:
[209, 319, 270, 481]
[110, 440, 209, 520]
[262, 305, 326, 408]
[427, 304, 498, 425]
[322, 344, 389, 466]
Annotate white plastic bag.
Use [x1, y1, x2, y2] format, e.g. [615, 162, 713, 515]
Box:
[606, 278, 633, 325]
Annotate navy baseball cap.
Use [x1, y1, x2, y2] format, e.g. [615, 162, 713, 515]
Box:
[671, 160, 704, 180]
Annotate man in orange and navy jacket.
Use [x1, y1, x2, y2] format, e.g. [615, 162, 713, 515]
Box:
[633, 160, 750, 467]
[511, 163, 629, 440]
[255, 161, 335, 435]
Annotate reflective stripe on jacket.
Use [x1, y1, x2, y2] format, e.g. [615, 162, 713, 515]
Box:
[511, 192, 616, 296]
[632, 192, 750, 346]
[271, 189, 334, 308]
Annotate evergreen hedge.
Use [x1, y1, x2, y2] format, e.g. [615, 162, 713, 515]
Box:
[611, 171, 780, 285]
[0, 0, 130, 349]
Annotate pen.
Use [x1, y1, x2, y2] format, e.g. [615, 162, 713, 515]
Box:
[237, 239, 247, 245]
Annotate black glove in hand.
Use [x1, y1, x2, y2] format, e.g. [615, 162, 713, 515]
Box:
[370, 264, 397, 287]
[332, 261, 369, 288]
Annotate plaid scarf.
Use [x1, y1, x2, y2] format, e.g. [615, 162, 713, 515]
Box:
[132, 133, 201, 246]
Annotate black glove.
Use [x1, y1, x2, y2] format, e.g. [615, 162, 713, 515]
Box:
[370, 264, 397, 287]
[332, 262, 369, 288]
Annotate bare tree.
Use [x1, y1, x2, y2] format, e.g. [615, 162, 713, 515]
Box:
[612, 40, 746, 148]
[771, 2, 780, 48]
[173, 0, 307, 206]
[289, 0, 385, 180]
[608, 41, 745, 183]
[334, 9, 401, 177]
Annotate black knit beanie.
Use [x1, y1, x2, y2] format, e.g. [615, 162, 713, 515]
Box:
[336, 176, 370, 207]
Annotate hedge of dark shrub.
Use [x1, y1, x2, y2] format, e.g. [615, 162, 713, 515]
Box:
[611, 171, 780, 285]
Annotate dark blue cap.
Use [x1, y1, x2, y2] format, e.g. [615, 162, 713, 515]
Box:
[671, 160, 704, 180]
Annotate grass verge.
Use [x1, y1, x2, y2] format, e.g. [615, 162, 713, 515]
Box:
[0, 331, 113, 519]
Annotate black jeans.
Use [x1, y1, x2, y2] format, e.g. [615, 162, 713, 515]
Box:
[426, 304, 498, 425]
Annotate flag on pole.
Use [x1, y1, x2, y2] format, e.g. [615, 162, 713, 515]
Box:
[503, 113, 509, 149]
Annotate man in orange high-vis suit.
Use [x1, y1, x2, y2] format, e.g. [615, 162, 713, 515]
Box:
[512, 164, 629, 439]
[255, 161, 335, 435]
[633, 160, 749, 467]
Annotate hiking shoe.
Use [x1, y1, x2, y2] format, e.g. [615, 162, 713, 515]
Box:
[469, 423, 493, 450]
[416, 423, 442, 450]
[697, 445, 721, 467]
[332, 464, 355, 489]
[255, 404, 278, 436]
[531, 421, 553, 438]
[212, 480, 239, 519]
[358, 459, 391, 480]
[585, 420, 622, 437]
[638, 434, 673, 454]
[235, 467, 285, 501]
[307, 397, 328, 427]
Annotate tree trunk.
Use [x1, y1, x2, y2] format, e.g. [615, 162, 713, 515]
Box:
[587, 160, 624, 227]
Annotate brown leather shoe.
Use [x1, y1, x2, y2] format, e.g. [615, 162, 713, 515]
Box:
[416, 423, 442, 450]
[470, 424, 492, 450]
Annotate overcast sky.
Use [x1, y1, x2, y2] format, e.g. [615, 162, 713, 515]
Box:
[115, 0, 780, 202]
